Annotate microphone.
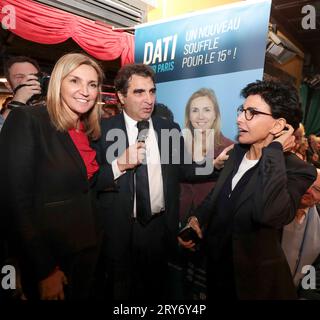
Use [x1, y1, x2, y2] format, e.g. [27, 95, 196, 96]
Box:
[137, 120, 149, 143]
[136, 120, 149, 168]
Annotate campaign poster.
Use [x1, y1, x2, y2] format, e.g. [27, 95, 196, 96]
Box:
[135, 0, 271, 141]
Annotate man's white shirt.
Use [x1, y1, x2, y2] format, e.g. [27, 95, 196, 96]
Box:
[111, 111, 165, 216]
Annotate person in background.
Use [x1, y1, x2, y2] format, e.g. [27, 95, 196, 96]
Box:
[0, 53, 105, 300]
[152, 102, 174, 122]
[4, 56, 42, 110]
[294, 123, 305, 146]
[0, 95, 13, 300]
[101, 103, 120, 119]
[0, 111, 3, 132]
[179, 80, 317, 300]
[0, 96, 12, 131]
[282, 169, 320, 291]
[294, 137, 309, 161]
[307, 134, 320, 168]
[292, 123, 307, 161]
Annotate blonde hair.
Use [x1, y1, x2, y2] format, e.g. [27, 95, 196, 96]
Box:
[47, 53, 104, 140]
[184, 88, 222, 146]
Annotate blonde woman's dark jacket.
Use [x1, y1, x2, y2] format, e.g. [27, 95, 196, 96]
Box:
[0, 106, 102, 294]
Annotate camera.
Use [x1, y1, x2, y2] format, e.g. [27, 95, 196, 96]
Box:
[35, 72, 50, 96]
[26, 72, 50, 104]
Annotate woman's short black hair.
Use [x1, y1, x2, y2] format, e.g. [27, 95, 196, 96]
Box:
[241, 80, 302, 130]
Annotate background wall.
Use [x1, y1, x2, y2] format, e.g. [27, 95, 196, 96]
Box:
[147, 0, 241, 21]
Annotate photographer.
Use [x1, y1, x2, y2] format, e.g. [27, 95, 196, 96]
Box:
[4, 56, 44, 112]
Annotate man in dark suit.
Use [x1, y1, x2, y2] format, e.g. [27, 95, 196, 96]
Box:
[95, 63, 216, 300]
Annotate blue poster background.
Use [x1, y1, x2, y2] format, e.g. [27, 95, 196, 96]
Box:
[135, 0, 271, 140]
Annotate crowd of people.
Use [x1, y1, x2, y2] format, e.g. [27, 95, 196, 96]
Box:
[0, 53, 320, 301]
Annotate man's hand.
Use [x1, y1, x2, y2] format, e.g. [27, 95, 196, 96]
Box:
[38, 268, 67, 300]
[178, 216, 202, 251]
[117, 142, 146, 172]
[13, 74, 41, 104]
[213, 144, 234, 170]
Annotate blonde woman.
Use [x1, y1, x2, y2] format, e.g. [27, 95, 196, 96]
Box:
[180, 88, 233, 221]
[0, 53, 105, 300]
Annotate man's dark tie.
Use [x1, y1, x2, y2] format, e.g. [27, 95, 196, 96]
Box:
[135, 162, 152, 226]
[135, 120, 152, 226]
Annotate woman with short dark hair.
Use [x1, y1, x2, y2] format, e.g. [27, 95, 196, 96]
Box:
[179, 80, 317, 300]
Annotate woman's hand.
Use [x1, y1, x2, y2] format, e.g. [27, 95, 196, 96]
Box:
[38, 268, 68, 300]
[273, 124, 295, 152]
[213, 144, 234, 170]
[178, 216, 203, 251]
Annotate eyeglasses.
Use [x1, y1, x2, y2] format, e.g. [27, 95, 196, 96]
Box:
[237, 105, 273, 121]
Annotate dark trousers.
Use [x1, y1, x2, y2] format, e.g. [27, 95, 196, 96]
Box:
[206, 254, 238, 301]
[105, 213, 169, 301]
[131, 214, 169, 300]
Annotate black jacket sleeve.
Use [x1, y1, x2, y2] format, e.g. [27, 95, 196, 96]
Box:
[252, 142, 317, 227]
[194, 142, 317, 230]
[0, 108, 56, 280]
[91, 119, 118, 192]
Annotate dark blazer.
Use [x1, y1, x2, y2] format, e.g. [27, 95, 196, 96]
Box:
[94, 113, 216, 263]
[195, 142, 317, 300]
[0, 106, 99, 281]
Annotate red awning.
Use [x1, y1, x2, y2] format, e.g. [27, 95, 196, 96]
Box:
[0, 0, 134, 65]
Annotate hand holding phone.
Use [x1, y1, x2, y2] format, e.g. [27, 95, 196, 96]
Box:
[178, 226, 201, 244]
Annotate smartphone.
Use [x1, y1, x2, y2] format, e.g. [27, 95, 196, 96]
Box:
[178, 226, 200, 243]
